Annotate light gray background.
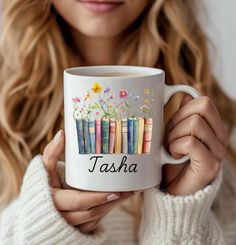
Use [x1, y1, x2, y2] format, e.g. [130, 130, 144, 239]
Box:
[202, 0, 236, 99]
[0, 1, 235, 99]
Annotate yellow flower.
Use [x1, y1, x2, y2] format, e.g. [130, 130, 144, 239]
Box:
[144, 98, 150, 104]
[144, 88, 150, 95]
[92, 82, 102, 93]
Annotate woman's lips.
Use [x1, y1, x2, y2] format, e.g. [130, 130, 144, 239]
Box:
[78, 0, 124, 14]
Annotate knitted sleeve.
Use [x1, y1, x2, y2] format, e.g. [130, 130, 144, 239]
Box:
[139, 169, 224, 245]
[212, 161, 236, 244]
[0, 155, 107, 245]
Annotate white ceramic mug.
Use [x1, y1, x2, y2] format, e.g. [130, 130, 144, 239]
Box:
[64, 66, 201, 192]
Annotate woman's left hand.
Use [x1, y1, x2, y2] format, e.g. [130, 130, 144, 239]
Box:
[162, 95, 229, 196]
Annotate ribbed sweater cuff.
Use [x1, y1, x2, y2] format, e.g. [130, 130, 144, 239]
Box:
[17, 155, 106, 245]
[143, 169, 222, 240]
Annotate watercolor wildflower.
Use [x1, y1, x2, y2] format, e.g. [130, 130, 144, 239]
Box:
[85, 91, 92, 100]
[144, 98, 150, 104]
[72, 97, 81, 103]
[119, 89, 128, 98]
[104, 87, 111, 94]
[99, 98, 105, 104]
[92, 82, 102, 93]
[144, 88, 150, 95]
[73, 83, 154, 120]
[120, 101, 125, 107]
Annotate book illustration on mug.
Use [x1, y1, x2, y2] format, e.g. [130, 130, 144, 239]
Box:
[72, 82, 154, 155]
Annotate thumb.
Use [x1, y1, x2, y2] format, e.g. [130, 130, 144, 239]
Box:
[43, 129, 65, 174]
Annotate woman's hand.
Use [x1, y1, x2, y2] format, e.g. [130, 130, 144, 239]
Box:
[162, 95, 229, 196]
[42, 130, 134, 234]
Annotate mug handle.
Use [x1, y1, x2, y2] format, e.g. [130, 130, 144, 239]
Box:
[160, 84, 201, 165]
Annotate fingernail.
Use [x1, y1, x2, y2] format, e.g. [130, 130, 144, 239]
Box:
[53, 130, 62, 143]
[107, 194, 120, 201]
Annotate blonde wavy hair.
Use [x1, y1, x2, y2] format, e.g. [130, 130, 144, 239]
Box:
[0, 0, 235, 241]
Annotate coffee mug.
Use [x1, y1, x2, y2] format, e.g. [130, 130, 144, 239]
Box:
[64, 66, 201, 192]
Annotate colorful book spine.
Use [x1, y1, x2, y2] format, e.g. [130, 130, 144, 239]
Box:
[76, 119, 85, 154]
[121, 119, 128, 154]
[101, 119, 109, 154]
[115, 119, 121, 153]
[137, 117, 144, 154]
[143, 118, 153, 154]
[128, 118, 134, 154]
[95, 119, 101, 154]
[109, 119, 116, 153]
[133, 118, 139, 154]
[88, 120, 96, 154]
[82, 119, 90, 154]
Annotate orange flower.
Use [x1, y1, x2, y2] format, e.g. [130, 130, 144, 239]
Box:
[85, 91, 92, 100]
[92, 82, 102, 93]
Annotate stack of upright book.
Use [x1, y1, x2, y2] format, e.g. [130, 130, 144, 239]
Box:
[75, 117, 153, 155]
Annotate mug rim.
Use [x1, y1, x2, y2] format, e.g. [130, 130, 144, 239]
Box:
[64, 65, 164, 79]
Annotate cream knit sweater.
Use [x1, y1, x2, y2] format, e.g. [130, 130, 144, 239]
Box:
[0, 155, 236, 245]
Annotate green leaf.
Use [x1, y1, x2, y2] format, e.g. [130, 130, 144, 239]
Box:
[125, 101, 130, 107]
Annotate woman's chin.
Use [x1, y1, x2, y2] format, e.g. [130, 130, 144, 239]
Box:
[75, 24, 123, 38]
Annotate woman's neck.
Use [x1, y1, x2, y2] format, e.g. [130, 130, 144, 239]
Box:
[72, 30, 121, 66]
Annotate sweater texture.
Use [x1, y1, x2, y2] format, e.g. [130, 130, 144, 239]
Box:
[0, 154, 236, 245]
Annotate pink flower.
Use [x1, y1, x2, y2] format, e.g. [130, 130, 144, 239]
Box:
[72, 97, 81, 103]
[110, 94, 115, 99]
[140, 104, 148, 110]
[119, 89, 128, 99]
[120, 101, 125, 107]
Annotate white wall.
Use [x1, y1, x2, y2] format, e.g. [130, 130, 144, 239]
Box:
[202, 0, 236, 99]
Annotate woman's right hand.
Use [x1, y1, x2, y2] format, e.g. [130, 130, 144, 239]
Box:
[42, 130, 134, 234]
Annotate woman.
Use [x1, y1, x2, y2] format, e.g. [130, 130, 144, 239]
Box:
[0, 0, 235, 244]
